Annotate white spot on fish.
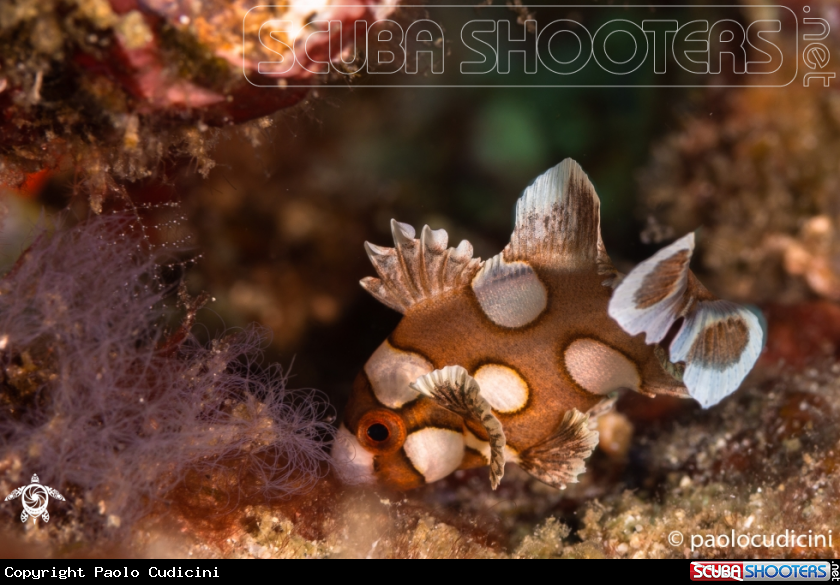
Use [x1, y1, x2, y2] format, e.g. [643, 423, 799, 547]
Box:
[564, 338, 640, 395]
[365, 341, 433, 408]
[472, 255, 547, 328]
[473, 364, 529, 413]
[331, 425, 375, 485]
[403, 428, 464, 482]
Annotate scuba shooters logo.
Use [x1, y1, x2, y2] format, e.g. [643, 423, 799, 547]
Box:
[691, 561, 840, 581]
[241, 4, 830, 87]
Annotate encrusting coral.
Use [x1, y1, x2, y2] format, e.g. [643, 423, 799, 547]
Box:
[0, 210, 333, 549]
[0, 0, 396, 208]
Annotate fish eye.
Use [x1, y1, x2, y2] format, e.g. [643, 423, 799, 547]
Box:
[366, 423, 389, 442]
[356, 409, 406, 454]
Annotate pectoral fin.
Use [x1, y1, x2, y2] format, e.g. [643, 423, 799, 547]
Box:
[518, 408, 600, 490]
[410, 366, 506, 489]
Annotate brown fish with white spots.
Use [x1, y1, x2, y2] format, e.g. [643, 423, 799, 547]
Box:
[332, 159, 763, 491]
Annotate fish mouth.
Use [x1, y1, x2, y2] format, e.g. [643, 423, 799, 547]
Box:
[330, 424, 376, 485]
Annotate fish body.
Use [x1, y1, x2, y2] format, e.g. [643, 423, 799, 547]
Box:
[333, 160, 763, 491]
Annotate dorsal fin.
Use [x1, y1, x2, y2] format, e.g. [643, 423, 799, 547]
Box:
[504, 158, 609, 272]
[608, 232, 764, 408]
[360, 220, 482, 314]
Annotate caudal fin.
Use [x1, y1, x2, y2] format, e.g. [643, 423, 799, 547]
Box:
[608, 233, 764, 408]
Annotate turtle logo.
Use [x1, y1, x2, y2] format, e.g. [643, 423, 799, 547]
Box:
[4, 474, 65, 523]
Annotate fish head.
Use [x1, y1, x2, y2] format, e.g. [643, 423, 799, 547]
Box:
[331, 340, 469, 490]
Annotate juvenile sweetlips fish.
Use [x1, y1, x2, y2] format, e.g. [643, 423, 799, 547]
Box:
[332, 159, 764, 491]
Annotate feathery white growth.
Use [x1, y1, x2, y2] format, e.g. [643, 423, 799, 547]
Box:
[0, 213, 333, 538]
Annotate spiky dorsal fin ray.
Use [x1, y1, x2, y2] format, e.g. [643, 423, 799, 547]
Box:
[608, 233, 764, 408]
[504, 158, 614, 276]
[360, 220, 482, 314]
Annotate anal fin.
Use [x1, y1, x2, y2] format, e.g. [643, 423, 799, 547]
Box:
[518, 409, 599, 490]
[410, 366, 506, 489]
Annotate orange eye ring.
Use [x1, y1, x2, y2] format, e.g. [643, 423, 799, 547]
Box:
[357, 409, 407, 454]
